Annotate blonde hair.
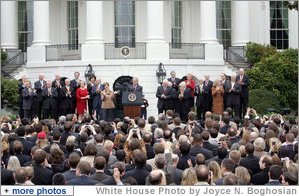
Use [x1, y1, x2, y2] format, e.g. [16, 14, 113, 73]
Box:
[7, 156, 21, 172]
[253, 137, 266, 151]
[213, 79, 220, 87]
[25, 166, 34, 180]
[36, 138, 49, 149]
[181, 168, 198, 185]
[235, 166, 251, 185]
[269, 137, 282, 153]
[208, 161, 221, 182]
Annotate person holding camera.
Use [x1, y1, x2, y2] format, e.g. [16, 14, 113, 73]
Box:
[124, 127, 146, 164]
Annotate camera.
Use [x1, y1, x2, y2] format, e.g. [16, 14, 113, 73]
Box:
[132, 129, 137, 134]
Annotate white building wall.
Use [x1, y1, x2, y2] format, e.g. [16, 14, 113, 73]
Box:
[103, 1, 114, 43]
[289, 9, 298, 48]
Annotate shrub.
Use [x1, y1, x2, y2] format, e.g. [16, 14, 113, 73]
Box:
[1, 49, 8, 64]
[248, 89, 281, 114]
[246, 48, 298, 109]
[245, 42, 277, 65]
[1, 78, 19, 108]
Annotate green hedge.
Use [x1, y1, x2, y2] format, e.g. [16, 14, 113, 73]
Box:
[1, 78, 19, 108]
[248, 89, 281, 114]
[245, 42, 277, 65]
[1, 49, 8, 64]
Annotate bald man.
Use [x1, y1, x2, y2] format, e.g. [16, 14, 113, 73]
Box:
[236, 68, 250, 118]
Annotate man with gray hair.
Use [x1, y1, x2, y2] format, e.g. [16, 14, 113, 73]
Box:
[237, 68, 250, 118]
[34, 73, 46, 119]
[156, 79, 173, 114]
[176, 82, 192, 123]
[167, 71, 180, 111]
[128, 77, 143, 92]
[224, 73, 241, 117]
[60, 79, 75, 116]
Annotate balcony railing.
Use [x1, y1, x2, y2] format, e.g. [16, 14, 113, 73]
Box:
[225, 46, 251, 69]
[46, 44, 81, 61]
[105, 43, 146, 59]
[169, 43, 205, 59]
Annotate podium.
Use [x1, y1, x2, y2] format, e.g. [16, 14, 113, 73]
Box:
[122, 91, 143, 118]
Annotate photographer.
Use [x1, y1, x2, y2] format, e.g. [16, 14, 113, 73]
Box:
[124, 127, 146, 164]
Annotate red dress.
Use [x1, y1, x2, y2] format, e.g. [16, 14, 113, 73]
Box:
[76, 87, 89, 114]
[185, 79, 195, 97]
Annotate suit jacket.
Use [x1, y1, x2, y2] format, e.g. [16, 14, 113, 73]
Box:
[15, 153, 32, 166]
[22, 88, 35, 110]
[124, 167, 150, 185]
[189, 145, 214, 160]
[34, 80, 46, 102]
[236, 74, 249, 97]
[224, 80, 241, 105]
[32, 165, 54, 185]
[252, 168, 269, 185]
[203, 80, 213, 98]
[194, 85, 204, 107]
[203, 141, 218, 157]
[90, 171, 110, 182]
[177, 154, 196, 170]
[128, 84, 143, 92]
[59, 85, 75, 109]
[91, 84, 104, 109]
[239, 154, 261, 176]
[156, 85, 173, 109]
[1, 168, 15, 185]
[176, 88, 192, 113]
[63, 169, 77, 182]
[19, 137, 34, 156]
[70, 79, 80, 90]
[18, 81, 25, 103]
[42, 87, 58, 109]
[167, 77, 181, 91]
[67, 175, 98, 185]
[52, 80, 62, 100]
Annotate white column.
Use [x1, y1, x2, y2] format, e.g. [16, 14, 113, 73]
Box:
[232, 1, 250, 46]
[200, 1, 217, 43]
[32, 1, 49, 45]
[1, 1, 17, 48]
[27, 1, 49, 63]
[82, 1, 104, 61]
[199, 1, 223, 60]
[146, 1, 169, 60]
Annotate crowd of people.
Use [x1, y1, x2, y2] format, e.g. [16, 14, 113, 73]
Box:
[1, 107, 298, 185]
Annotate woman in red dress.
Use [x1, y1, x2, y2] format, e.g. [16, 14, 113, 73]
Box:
[76, 80, 90, 122]
[184, 73, 195, 111]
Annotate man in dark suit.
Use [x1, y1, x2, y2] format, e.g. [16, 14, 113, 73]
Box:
[143, 133, 155, 160]
[278, 133, 295, 161]
[63, 153, 80, 182]
[239, 143, 261, 176]
[34, 73, 46, 119]
[1, 168, 15, 185]
[32, 149, 54, 185]
[201, 130, 218, 156]
[52, 74, 62, 116]
[177, 142, 196, 170]
[18, 75, 27, 119]
[60, 79, 75, 116]
[156, 79, 173, 114]
[252, 155, 272, 185]
[91, 78, 104, 120]
[194, 77, 204, 120]
[22, 81, 36, 120]
[13, 140, 31, 166]
[70, 71, 81, 113]
[202, 75, 213, 119]
[265, 165, 282, 185]
[215, 158, 235, 185]
[44, 130, 67, 154]
[128, 77, 143, 92]
[189, 133, 213, 160]
[15, 126, 34, 156]
[236, 68, 249, 118]
[102, 162, 126, 185]
[176, 82, 192, 123]
[67, 161, 98, 185]
[42, 80, 58, 119]
[167, 71, 180, 111]
[224, 73, 241, 117]
[90, 156, 110, 182]
[123, 150, 150, 185]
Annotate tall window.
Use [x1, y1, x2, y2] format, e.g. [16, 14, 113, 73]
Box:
[216, 1, 231, 49]
[18, 1, 33, 52]
[67, 1, 78, 49]
[270, 1, 289, 49]
[171, 1, 182, 48]
[114, 0, 135, 48]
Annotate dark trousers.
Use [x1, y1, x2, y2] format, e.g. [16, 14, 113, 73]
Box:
[94, 107, 102, 120]
[43, 107, 57, 119]
[19, 102, 24, 119]
[196, 105, 203, 120]
[226, 100, 240, 118]
[102, 109, 114, 122]
[36, 102, 42, 119]
[239, 95, 248, 118]
[23, 110, 31, 120]
[61, 107, 73, 116]
[140, 107, 147, 120]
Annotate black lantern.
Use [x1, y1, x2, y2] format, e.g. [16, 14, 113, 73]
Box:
[156, 62, 166, 85]
[85, 64, 95, 83]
